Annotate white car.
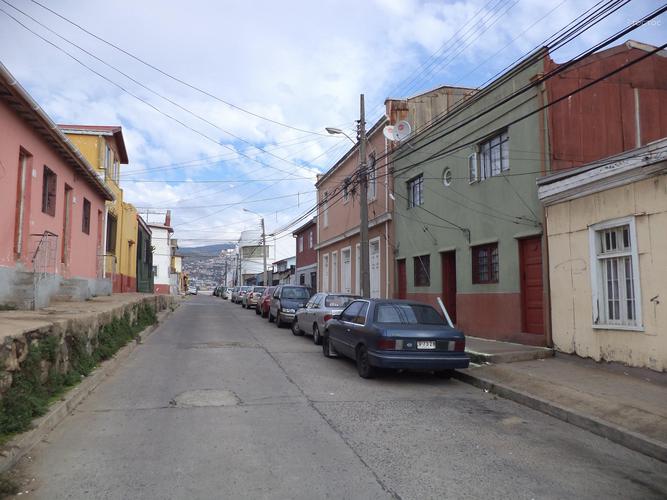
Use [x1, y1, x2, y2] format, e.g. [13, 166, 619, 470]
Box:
[187, 286, 198, 295]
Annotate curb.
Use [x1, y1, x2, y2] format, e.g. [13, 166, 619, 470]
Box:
[453, 369, 667, 463]
[0, 307, 176, 474]
[466, 348, 554, 364]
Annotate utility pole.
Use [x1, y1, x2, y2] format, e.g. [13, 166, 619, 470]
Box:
[261, 217, 267, 287]
[358, 94, 370, 299]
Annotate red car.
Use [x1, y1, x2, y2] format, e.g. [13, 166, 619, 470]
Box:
[257, 286, 276, 317]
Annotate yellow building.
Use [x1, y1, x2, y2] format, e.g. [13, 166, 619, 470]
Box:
[60, 125, 138, 292]
[538, 139, 667, 372]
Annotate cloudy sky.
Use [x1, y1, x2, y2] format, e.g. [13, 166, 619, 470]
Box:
[0, 0, 663, 257]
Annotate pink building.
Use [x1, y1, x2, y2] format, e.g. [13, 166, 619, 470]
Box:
[315, 118, 394, 298]
[0, 62, 114, 309]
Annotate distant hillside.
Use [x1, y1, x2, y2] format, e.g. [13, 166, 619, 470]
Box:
[178, 243, 235, 257]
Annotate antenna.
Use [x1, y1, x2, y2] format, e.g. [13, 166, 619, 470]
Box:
[382, 120, 412, 142]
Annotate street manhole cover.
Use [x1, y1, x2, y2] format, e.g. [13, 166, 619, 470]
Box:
[170, 389, 240, 408]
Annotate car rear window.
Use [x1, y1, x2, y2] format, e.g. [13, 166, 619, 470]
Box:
[375, 304, 444, 325]
[253, 287, 266, 293]
[281, 287, 310, 299]
[325, 295, 359, 308]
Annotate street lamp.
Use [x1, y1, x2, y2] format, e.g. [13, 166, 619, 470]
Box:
[243, 208, 267, 287]
[325, 127, 356, 145]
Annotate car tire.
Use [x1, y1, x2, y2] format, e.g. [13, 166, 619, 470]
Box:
[268, 311, 275, 323]
[262, 308, 268, 318]
[291, 318, 304, 336]
[276, 313, 283, 328]
[255, 307, 261, 315]
[356, 346, 375, 379]
[312, 324, 322, 345]
[322, 334, 338, 358]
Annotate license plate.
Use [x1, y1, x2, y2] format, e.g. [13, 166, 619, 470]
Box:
[417, 340, 436, 350]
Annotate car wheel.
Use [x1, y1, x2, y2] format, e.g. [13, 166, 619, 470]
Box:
[312, 324, 322, 345]
[276, 313, 283, 328]
[291, 318, 304, 336]
[255, 307, 260, 315]
[262, 308, 268, 318]
[268, 311, 275, 323]
[356, 345, 375, 379]
[322, 334, 337, 358]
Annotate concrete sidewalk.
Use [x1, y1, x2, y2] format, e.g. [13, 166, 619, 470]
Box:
[465, 336, 554, 363]
[455, 353, 667, 462]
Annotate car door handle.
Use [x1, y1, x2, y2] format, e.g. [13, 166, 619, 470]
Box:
[345, 328, 351, 333]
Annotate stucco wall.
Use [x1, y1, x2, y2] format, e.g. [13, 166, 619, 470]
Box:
[0, 99, 106, 280]
[546, 174, 667, 371]
[391, 54, 547, 342]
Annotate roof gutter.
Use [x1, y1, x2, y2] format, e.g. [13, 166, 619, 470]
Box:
[0, 61, 114, 202]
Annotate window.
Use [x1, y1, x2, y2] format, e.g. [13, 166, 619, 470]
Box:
[590, 219, 641, 328]
[443, 167, 453, 187]
[340, 301, 368, 324]
[472, 243, 499, 284]
[152, 265, 158, 277]
[308, 230, 313, 249]
[298, 236, 304, 253]
[468, 153, 478, 183]
[41, 166, 57, 216]
[376, 304, 444, 325]
[343, 177, 350, 203]
[82, 198, 91, 234]
[479, 131, 509, 180]
[106, 213, 117, 253]
[322, 191, 329, 227]
[113, 159, 120, 183]
[407, 174, 423, 208]
[299, 274, 305, 285]
[368, 152, 377, 201]
[413, 254, 430, 287]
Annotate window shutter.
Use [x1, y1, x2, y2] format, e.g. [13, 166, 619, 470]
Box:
[468, 153, 478, 184]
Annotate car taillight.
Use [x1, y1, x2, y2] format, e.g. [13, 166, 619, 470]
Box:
[454, 339, 465, 352]
[323, 314, 332, 322]
[377, 339, 396, 350]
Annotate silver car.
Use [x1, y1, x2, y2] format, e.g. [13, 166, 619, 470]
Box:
[292, 293, 361, 345]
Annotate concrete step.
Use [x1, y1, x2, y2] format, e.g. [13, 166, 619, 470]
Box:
[465, 336, 554, 364]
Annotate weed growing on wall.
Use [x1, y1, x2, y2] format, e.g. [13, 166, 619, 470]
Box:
[0, 302, 157, 441]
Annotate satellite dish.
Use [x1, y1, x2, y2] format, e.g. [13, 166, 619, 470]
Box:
[383, 125, 396, 141]
[395, 120, 412, 141]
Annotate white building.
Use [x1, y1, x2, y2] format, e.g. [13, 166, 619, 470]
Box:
[146, 211, 175, 295]
[238, 229, 272, 285]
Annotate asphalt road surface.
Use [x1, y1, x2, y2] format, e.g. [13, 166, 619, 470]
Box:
[17, 295, 667, 499]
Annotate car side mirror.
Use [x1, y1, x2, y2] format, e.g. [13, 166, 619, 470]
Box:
[332, 314, 340, 320]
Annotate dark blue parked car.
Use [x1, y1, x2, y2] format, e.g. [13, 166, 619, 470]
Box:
[322, 299, 470, 378]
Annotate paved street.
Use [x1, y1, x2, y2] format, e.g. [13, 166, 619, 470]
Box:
[18, 296, 667, 499]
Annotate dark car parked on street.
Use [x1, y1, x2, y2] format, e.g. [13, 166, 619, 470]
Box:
[268, 285, 313, 327]
[257, 286, 276, 317]
[322, 299, 469, 378]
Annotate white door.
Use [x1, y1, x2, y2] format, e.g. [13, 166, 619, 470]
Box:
[370, 240, 380, 298]
[355, 244, 360, 295]
[342, 248, 351, 293]
[332, 251, 338, 293]
[322, 254, 329, 292]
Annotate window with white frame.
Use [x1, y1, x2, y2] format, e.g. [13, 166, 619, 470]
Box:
[368, 152, 377, 201]
[322, 191, 329, 227]
[479, 131, 509, 180]
[331, 251, 338, 293]
[407, 174, 423, 208]
[590, 218, 641, 329]
[468, 153, 478, 184]
[308, 230, 313, 248]
[298, 236, 303, 253]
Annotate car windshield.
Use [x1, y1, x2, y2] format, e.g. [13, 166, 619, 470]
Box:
[375, 304, 445, 325]
[281, 287, 310, 299]
[241, 286, 251, 291]
[253, 287, 266, 293]
[325, 295, 360, 308]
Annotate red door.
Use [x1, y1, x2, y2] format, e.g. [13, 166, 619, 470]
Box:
[397, 259, 406, 299]
[519, 237, 544, 334]
[440, 251, 457, 323]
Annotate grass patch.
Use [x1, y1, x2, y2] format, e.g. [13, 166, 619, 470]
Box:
[0, 302, 157, 441]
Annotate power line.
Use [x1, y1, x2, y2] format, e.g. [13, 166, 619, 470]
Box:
[27, 0, 330, 136]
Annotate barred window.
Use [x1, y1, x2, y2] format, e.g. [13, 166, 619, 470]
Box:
[472, 243, 499, 284]
[407, 174, 423, 208]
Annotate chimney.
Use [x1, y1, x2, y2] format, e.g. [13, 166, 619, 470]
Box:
[165, 210, 171, 227]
